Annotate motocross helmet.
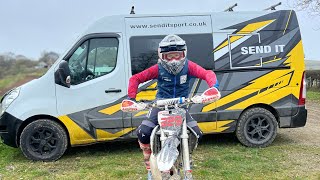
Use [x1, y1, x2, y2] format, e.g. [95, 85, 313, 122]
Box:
[158, 34, 187, 75]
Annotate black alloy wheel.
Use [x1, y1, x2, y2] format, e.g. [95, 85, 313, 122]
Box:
[20, 119, 68, 161]
[236, 107, 278, 147]
[28, 127, 58, 155]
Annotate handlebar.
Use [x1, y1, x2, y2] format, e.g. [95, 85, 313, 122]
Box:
[121, 87, 221, 112]
[142, 97, 193, 110]
[153, 97, 190, 107]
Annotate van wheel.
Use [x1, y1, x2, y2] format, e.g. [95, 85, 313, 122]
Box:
[20, 119, 68, 161]
[236, 107, 278, 147]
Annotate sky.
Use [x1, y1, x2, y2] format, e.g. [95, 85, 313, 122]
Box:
[0, 0, 319, 61]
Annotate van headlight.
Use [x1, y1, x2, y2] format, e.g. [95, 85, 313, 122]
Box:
[0, 87, 20, 116]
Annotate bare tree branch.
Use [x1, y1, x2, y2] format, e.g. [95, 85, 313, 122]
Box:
[289, 0, 320, 15]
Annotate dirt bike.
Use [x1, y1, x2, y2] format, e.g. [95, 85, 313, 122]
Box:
[121, 87, 220, 180]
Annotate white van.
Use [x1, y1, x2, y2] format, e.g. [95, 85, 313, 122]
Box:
[0, 10, 307, 161]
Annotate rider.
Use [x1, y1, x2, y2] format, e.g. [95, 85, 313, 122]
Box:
[127, 34, 219, 179]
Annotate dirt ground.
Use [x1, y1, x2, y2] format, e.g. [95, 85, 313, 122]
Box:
[275, 101, 320, 178]
[277, 101, 320, 147]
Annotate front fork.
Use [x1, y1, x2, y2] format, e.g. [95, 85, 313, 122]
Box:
[181, 116, 191, 173]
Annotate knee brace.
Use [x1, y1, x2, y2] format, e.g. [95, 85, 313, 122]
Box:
[136, 124, 154, 144]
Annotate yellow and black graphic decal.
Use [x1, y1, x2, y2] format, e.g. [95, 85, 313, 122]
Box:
[214, 10, 299, 70]
[57, 81, 157, 146]
[198, 120, 235, 134]
[192, 10, 304, 133]
[213, 19, 276, 53]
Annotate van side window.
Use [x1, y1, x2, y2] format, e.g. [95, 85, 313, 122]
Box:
[130, 34, 214, 75]
[68, 41, 89, 84]
[67, 38, 119, 85]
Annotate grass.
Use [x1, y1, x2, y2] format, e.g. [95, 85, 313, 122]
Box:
[0, 134, 320, 179]
[0, 74, 27, 90]
[0, 69, 46, 90]
[307, 90, 320, 102]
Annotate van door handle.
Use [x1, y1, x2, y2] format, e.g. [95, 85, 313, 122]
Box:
[105, 89, 122, 93]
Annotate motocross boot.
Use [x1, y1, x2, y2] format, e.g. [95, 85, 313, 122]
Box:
[189, 154, 193, 169]
[161, 171, 171, 180]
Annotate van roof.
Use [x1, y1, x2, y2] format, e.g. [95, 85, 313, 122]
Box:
[82, 10, 292, 35]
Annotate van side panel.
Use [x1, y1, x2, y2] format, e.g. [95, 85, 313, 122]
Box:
[208, 10, 305, 132]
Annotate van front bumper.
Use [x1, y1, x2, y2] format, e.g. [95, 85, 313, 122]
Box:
[0, 112, 22, 148]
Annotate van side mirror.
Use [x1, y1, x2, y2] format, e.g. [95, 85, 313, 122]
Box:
[55, 60, 71, 88]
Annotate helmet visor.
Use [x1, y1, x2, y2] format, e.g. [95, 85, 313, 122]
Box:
[160, 45, 186, 53]
[162, 51, 185, 61]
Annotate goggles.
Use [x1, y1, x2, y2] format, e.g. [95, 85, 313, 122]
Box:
[162, 51, 185, 61]
[160, 45, 186, 53]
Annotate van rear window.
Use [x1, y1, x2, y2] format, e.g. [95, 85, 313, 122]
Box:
[130, 34, 214, 75]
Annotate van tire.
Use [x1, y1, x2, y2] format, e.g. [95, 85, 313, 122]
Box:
[236, 107, 278, 148]
[20, 119, 68, 161]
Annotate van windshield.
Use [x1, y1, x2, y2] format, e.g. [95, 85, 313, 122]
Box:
[69, 43, 88, 66]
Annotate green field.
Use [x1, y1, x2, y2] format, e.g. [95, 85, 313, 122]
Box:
[0, 134, 319, 180]
[0, 74, 33, 90]
[307, 90, 320, 102]
[0, 70, 46, 97]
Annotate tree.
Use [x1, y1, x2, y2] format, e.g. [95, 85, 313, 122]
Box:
[38, 51, 59, 66]
[0, 54, 16, 78]
[0, 52, 38, 79]
[290, 0, 320, 15]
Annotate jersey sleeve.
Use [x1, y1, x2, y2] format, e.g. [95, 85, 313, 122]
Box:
[188, 60, 218, 88]
[128, 64, 159, 98]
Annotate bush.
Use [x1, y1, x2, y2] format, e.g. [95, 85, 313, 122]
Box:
[306, 70, 320, 91]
